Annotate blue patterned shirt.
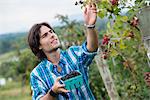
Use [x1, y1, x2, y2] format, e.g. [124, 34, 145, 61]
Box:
[30, 42, 98, 100]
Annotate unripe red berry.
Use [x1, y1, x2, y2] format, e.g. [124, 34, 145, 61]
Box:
[127, 31, 134, 38]
[102, 35, 110, 45]
[130, 16, 139, 27]
[110, 0, 118, 5]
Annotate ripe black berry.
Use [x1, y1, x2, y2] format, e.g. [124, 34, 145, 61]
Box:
[61, 71, 81, 81]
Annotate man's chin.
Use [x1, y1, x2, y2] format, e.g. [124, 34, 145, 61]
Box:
[49, 44, 62, 52]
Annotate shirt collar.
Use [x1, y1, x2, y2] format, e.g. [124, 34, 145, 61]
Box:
[42, 50, 66, 72]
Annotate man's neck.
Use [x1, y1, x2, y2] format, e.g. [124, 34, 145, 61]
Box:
[46, 49, 60, 65]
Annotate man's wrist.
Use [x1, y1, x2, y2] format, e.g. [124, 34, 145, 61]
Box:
[49, 88, 58, 97]
[84, 23, 95, 29]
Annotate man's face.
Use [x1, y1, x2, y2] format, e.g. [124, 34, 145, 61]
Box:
[39, 25, 61, 53]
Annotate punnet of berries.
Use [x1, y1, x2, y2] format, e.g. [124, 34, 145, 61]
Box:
[61, 71, 81, 81]
[61, 71, 83, 90]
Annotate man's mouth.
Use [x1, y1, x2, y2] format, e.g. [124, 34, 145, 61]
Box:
[51, 39, 58, 44]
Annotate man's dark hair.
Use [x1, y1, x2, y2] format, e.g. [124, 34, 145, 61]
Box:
[28, 22, 55, 60]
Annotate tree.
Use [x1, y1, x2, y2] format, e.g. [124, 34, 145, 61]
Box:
[18, 49, 39, 86]
[55, 14, 85, 48]
[0, 61, 17, 79]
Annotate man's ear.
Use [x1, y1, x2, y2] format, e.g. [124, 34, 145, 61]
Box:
[39, 46, 42, 50]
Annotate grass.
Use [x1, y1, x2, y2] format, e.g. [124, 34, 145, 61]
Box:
[0, 81, 31, 100]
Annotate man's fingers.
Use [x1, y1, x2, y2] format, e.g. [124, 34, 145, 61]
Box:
[89, 8, 97, 13]
[59, 88, 70, 93]
[58, 84, 65, 88]
[84, 7, 87, 15]
[93, 11, 97, 13]
[90, 8, 97, 11]
[86, 3, 91, 9]
[91, 3, 96, 8]
[56, 76, 62, 82]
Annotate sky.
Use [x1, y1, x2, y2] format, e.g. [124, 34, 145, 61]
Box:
[0, 0, 82, 34]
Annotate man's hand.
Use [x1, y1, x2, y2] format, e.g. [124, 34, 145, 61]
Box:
[40, 77, 69, 100]
[52, 77, 70, 94]
[84, 3, 97, 25]
[83, 3, 98, 52]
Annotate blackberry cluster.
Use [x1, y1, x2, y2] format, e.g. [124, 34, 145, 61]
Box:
[144, 72, 150, 86]
[61, 71, 81, 81]
[144, 72, 150, 80]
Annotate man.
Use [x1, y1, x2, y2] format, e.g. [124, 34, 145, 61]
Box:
[28, 3, 98, 100]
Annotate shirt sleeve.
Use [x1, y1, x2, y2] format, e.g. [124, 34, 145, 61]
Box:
[30, 73, 47, 100]
[68, 41, 98, 67]
[80, 41, 99, 66]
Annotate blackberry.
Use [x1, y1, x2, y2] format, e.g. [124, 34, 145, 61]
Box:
[61, 71, 81, 81]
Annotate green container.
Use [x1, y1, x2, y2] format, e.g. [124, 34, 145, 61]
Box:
[62, 71, 83, 90]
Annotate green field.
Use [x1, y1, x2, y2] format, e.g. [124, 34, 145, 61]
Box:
[0, 51, 16, 65]
[0, 81, 31, 100]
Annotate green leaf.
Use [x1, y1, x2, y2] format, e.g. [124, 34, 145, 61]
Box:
[113, 21, 123, 29]
[116, 15, 122, 21]
[119, 40, 126, 49]
[121, 16, 128, 22]
[107, 21, 111, 29]
[110, 49, 118, 57]
[113, 7, 121, 15]
[97, 9, 106, 18]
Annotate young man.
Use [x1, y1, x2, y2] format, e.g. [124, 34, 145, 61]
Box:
[28, 4, 99, 100]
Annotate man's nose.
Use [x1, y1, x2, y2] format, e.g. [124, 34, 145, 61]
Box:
[49, 32, 54, 38]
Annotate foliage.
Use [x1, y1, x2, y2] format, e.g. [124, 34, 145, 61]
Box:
[79, 0, 150, 99]
[0, 61, 17, 79]
[0, 49, 39, 84]
[108, 54, 150, 99]
[55, 14, 85, 48]
[89, 62, 109, 100]
[0, 32, 28, 55]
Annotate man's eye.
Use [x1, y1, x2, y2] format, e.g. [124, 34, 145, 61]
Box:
[42, 32, 48, 38]
[49, 30, 53, 33]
